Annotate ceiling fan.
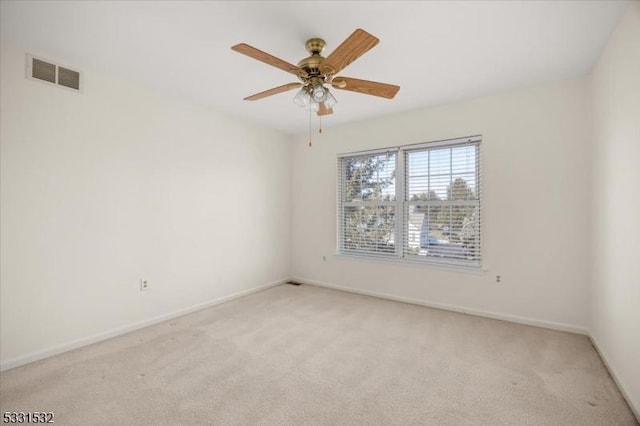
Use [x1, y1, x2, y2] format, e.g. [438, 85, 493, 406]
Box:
[231, 29, 400, 116]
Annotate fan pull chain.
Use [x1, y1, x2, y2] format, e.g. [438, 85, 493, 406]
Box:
[308, 105, 312, 147]
[319, 115, 322, 134]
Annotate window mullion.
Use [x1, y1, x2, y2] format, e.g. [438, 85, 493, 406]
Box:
[396, 150, 405, 258]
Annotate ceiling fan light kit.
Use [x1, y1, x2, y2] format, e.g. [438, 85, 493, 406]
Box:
[293, 87, 310, 108]
[311, 84, 328, 103]
[231, 28, 400, 123]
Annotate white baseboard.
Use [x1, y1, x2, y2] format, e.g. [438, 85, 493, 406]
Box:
[0, 278, 286, 372]
[292, 276, 589, 335]
[589, 334, 640, 421]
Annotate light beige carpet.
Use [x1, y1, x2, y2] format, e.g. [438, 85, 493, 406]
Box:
[0, 284, 637, 425]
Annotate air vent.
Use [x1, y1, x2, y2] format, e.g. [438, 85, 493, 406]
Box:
[57, 66, 80, 90]
[27, 55, 81, 92]
[32, 58, 56, 83]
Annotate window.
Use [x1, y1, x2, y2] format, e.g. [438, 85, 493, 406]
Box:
[338, 135, 481, 267]
[338, 151, 397, 255]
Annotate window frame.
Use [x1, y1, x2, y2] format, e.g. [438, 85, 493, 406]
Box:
[337, 135, 482, 269]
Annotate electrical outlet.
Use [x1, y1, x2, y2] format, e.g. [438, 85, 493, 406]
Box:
[140, 279, 149, 291]
[496, 275, 502, 283]
[322, 256, 327, 262]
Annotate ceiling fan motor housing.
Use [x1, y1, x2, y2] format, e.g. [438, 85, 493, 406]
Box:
[297, 38, 328, 82]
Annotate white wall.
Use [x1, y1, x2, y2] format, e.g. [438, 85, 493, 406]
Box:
[291, 78, 592, 333]
[590, 2, 640, 416]
[0, 43, 291, 367]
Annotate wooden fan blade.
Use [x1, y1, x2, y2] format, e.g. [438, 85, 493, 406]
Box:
[332, 77, 400, 99]
[317, 102, 333, 116]
[244, 82, 302, 101]
[319, 29, 379, 76]
[232, 43, 307, 78]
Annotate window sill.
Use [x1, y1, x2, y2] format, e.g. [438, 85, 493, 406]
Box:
[334, 252, 487, 275]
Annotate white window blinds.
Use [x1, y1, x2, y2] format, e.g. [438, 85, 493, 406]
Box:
[338, 136, 481, 267]
[403, 138, 481, 266]
[337, 151, 397, 257]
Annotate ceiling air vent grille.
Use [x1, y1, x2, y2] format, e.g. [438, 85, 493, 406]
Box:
[27, 55, 82, 92]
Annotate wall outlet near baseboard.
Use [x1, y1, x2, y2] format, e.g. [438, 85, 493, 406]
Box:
[140, 280, 149, 291]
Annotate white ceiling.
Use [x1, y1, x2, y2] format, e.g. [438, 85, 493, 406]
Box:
[0, 1, 629, 135]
